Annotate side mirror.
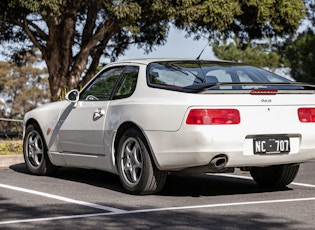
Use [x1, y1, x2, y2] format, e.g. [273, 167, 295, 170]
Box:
[65, 89, 79, 103]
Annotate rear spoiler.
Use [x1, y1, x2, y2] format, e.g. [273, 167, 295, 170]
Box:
[183, 82, 315, 94]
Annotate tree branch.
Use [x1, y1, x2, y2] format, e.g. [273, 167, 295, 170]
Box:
[70, 19, 117, 87]
[26, 19, 48, 41]
[81, 1, 103, 47]
[80, 35, 111, 87]
[21, 16, 46, 57]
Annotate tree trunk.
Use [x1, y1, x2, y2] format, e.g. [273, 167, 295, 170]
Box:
[18, 1, 126, 101]
[42, 7, 117, 101]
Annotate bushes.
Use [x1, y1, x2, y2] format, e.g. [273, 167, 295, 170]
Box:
[0, 140, 22, 155]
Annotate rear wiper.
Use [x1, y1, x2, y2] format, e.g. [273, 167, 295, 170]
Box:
[182, 83, 217, 93]
[165, 63, 205, 83]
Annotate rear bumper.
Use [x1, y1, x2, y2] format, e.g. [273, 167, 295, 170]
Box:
[144, 130, 315, 171]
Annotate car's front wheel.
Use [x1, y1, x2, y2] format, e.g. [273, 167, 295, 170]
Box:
[23, 123, 57, 175]
[250, 164, 300, 188]
[117, 129, 167, 195]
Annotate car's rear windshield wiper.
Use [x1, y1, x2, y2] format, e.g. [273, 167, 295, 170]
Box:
[164, 63, 205, 83]
[182, 83, 217, 92]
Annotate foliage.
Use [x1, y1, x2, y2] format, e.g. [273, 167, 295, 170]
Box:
[0, 0, 305, 101]
[0, 50, 49, 132]
[278, 0, 315, 83]
[303, 0, 315, 26]
[0, 140, 22, 155]
[212, 1, 315, 83]
[212, 38, 281, 70]
[283, 30, 315, 83]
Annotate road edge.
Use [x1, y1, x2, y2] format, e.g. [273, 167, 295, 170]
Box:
[0, 155, 24, 168]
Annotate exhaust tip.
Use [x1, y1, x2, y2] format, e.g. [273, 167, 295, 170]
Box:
[209, 154, 228, 171]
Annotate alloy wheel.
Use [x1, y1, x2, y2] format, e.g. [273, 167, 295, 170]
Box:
[120, 137, 143, 186]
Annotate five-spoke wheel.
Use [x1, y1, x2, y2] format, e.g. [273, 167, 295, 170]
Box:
[25, 129, 44, 168]
[23, 123, 57, 175]
[117, 129, 167, 195]
[120, 137, 143, 186]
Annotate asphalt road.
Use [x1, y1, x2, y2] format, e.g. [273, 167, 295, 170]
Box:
[0, 161, 314, 229]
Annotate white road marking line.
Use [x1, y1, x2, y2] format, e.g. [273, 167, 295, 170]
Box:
[114, 197, 315, 215]
[0, 183, 125, 213]
[291, 182, 315, 188]
[208, 173, 252, 180]
[210, 173, 315, 188]
[1, 197, 315, 225]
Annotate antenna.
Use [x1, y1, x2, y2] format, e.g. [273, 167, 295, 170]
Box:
[196, 41, 211, 60]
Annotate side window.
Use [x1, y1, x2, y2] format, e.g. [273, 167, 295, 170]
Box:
[80, 67, 124, 101]
[113, 66, 139, 100]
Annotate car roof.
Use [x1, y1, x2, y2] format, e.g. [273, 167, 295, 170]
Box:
[108, 58, 235, 66]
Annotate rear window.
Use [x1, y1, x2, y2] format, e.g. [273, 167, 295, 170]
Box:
[147, 61, 293, 92]
[147, 62, 204, 87]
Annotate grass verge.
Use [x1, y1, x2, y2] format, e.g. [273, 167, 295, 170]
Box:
[0, 140, 23, 155]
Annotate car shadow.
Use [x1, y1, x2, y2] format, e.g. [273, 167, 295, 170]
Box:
[10, 163, 291, 197]
[9, 163, 125, 193]
[160, 173, 291, 197]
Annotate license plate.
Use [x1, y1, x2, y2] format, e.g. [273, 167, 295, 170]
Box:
[253, 136, 290, 155]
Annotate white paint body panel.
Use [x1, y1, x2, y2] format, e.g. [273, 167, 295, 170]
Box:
[23, 59, 315, 174]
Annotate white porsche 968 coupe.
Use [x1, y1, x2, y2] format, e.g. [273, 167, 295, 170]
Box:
[23, 59, 315, 194]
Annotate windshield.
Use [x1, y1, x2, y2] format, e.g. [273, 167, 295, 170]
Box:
[147, 61, 293, 92]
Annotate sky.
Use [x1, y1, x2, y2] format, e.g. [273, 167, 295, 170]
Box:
[0, 27, 216, 65]
[117, 28, 293, 79]
[115, 27, 216, 62]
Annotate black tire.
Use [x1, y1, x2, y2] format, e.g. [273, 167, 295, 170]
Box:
[23, 123, 57, 175]
[250, 164, 300, 188]
[117, 129, 167, 195]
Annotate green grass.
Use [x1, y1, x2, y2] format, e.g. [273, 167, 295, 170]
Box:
[0, 140, 23, 155]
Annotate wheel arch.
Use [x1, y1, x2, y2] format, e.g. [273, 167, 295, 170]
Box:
[24, 118, 49, 152]
[23, 118, 58, 175]
[113, 122, 161, 170]
[25, 118, 40, 130]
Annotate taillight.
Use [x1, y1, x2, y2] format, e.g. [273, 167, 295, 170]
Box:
[186, 109, 240, 125]
[298, 108, 315, 122]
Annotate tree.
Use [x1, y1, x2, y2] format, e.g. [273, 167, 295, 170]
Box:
[0, 51, 49, 120]
[304, 0, 315, 26]
[0, 0, 305, 101]
[212, 1, 315, 83]
[280, 0, 315, 83]
[212, 38, 281, 70]
[283, 29, 315, 83]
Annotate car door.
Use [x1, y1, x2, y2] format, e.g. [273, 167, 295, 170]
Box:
[58, 66, 125, 155]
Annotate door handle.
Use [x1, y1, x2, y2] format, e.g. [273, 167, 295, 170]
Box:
[95, 108, 105, 116]
[93, 108, 105, 120]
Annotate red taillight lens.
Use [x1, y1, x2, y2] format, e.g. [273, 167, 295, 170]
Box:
[298, 108, 315, 122]
[186, 109, 240, 125]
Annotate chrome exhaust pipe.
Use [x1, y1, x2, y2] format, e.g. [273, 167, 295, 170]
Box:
[209, 154, 228, 171]
[174, 154, 230, 174]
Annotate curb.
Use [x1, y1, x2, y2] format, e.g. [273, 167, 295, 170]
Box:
[0, 155, 24, 168]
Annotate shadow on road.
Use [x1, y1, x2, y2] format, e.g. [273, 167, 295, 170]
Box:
[9, 163, 291, 197]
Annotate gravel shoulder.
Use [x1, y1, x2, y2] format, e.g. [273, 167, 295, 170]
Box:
[0, 154, 24, 168]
